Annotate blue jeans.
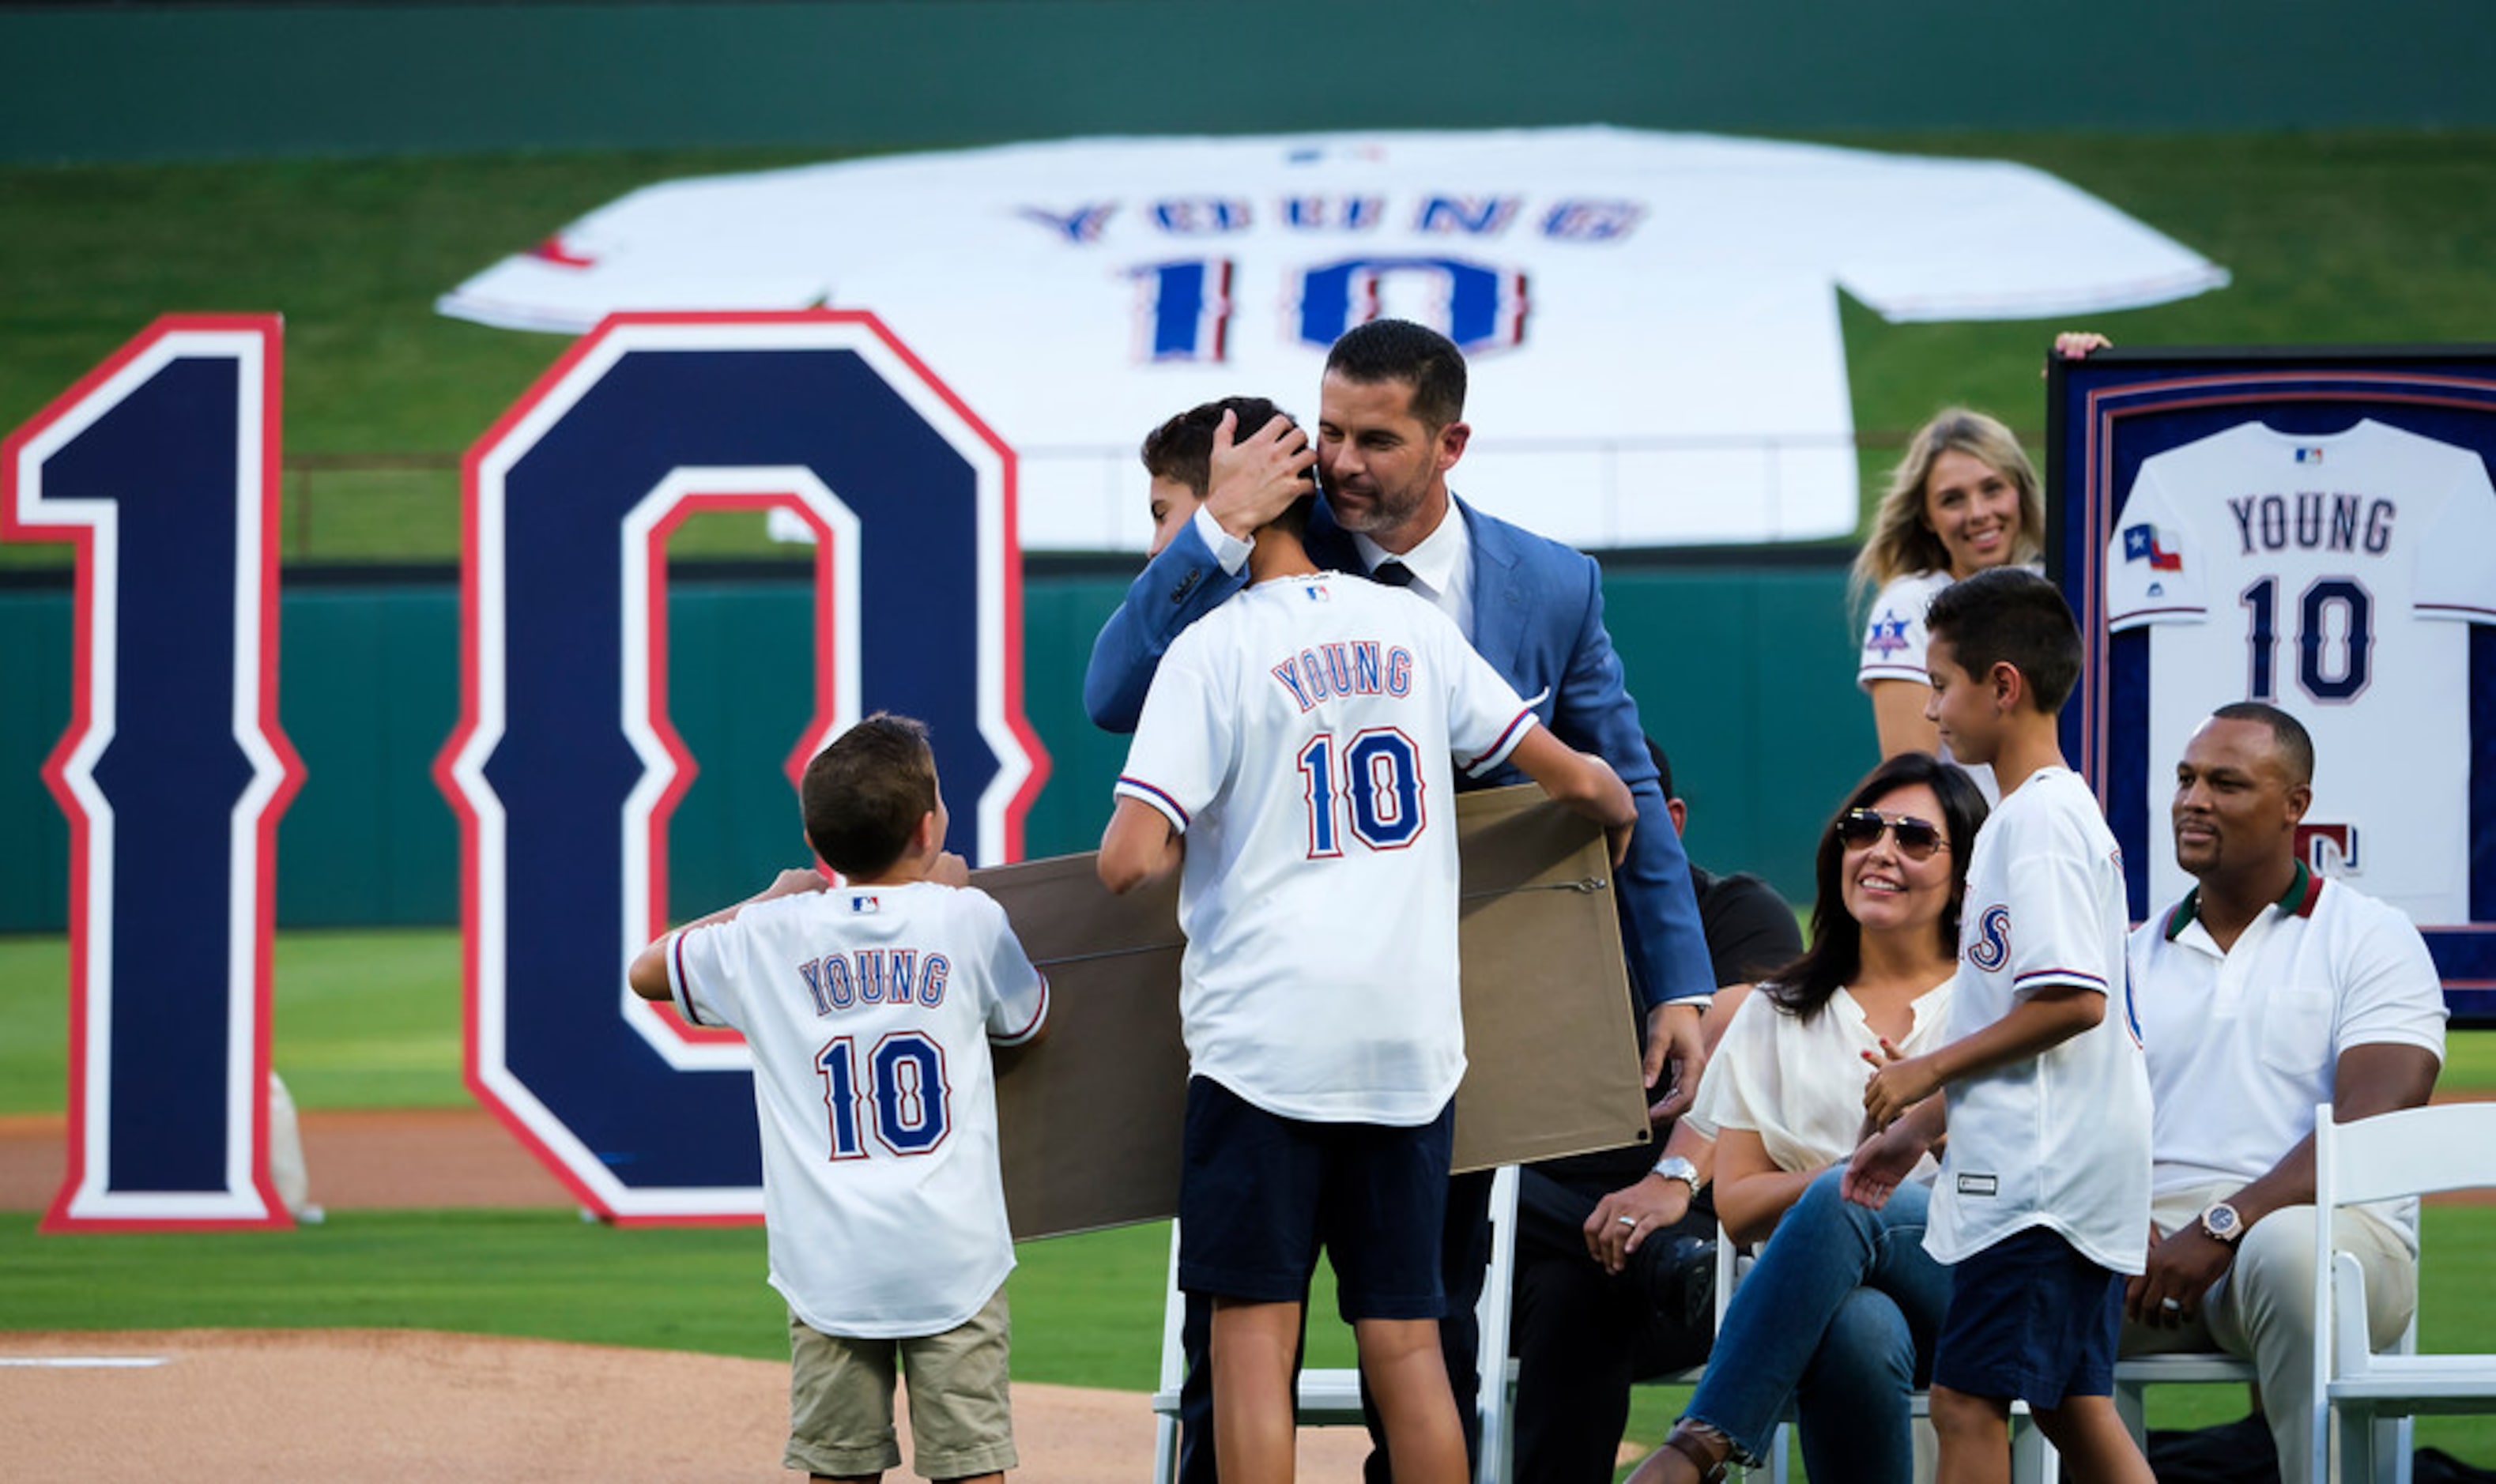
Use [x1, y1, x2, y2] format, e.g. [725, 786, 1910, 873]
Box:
[1686, 1168, 1950, 1484]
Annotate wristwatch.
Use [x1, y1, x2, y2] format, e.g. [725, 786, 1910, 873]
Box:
[1653, 1154, 1704, 1196]
[2200, 1200, 2246, 1244]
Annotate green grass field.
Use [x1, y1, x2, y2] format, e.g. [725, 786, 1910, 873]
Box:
[6, 925, 2496, 1472]
[6, 130, 2496, 564]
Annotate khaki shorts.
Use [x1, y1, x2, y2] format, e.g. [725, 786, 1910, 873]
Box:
[785, 1286, 1016, 1479]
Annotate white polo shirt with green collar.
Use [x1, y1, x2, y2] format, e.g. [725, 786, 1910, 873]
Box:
[2127, 862, 2447, 1247]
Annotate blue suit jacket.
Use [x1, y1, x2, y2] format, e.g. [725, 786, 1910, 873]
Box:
[1084, 497, 1716, 1011]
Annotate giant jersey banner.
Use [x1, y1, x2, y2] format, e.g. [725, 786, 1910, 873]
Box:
[436, 311, 1046, 1219]
[2049, 348, 2496, 1019]
[4, 316, 303, 1230]
[439, 127, 2228, 552]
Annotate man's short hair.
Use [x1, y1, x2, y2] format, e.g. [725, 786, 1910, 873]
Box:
[1923, 567, 2083, 713]
[801, 713, 937, 877]
[2210, 700, 2316, 787]
[1324, 318, 1467, 430]
[1139, 396, 1296, 498]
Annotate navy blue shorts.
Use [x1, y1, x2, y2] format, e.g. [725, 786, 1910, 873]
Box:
[1175, 1076, 1454, 1323]
[1931, 1226, 2125, 1407]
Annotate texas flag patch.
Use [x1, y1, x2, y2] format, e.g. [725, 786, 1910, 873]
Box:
[2121, 522, 2183, 571]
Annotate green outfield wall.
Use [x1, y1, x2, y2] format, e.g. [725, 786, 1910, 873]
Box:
[0, 559, 1871, 933]
[3, 0, 2491, 163]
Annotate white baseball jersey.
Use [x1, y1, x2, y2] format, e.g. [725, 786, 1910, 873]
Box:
[1114, 571, 1536, 1125]
[2106, 419, 2496, 925]
[1856, 566, 2044, 805]
[437, 127, 2224, 551]
[666, 880, 1048, 1337]
[1926, 767, 2151, 1274]
[2130, 868, 2446, 1247]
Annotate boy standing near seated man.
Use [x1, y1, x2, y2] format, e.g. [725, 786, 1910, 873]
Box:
[628, 714, 1049, 1484]
[1099, 395, 1638, 1484]
[1848, 567, 2155, 1484]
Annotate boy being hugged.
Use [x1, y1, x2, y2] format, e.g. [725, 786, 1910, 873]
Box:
[1846, 567, 2154, 1484]
[1098, 396, 1638, 1484]
[628, 714, 1048, 1484]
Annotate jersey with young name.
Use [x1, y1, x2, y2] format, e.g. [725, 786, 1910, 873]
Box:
[668, 879, 1048, 1338]
[2106, 419, 2496, 925]
[1926, 766, 2151, 1274]
[1114, 572, 1535, 1125]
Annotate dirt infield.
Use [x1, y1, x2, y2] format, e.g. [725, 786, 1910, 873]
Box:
[0, 1111, 1382, 1480]
[0, 1107, 575, 1212]
[0, 1328, 1375, 1481]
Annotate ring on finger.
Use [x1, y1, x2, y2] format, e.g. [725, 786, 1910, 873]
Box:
[1617, 1215, 1638, 1228]
[2160, 1298, 2182, 1312]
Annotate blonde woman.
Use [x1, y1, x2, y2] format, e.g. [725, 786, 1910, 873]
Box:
[1849, 334, 2104, 800]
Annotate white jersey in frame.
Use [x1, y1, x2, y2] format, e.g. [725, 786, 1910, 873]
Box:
[667, 880, 1048, 1338]
[1114, 572, 1535, 1126]
[2104, 419, 2496, 925]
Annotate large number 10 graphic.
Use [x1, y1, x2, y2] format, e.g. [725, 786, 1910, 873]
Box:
[4, 318, 300, 1231]
[817, 1032, 951, 1158]
[1297, 728, 1427, 857]
[9, 313, 1041, 1230]
[440, 312, 1043, 1222]
[2241, 574, 2375, 702]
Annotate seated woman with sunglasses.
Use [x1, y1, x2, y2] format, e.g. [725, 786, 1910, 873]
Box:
[1617, 752, 1988, 1484]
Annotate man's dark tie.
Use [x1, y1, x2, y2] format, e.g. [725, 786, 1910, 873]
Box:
[1371, 559, 1416, 588]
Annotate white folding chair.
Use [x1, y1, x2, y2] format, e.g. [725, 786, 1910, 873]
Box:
[2112, 1350, 2258, 1445]
[1151, 1164, 1522, 1484]
[2311, 1100, 2496, 1484]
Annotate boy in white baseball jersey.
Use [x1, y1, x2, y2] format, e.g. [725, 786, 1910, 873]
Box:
[627, 714, 1048, 1484]
[1098, 397, 1638, 1484]
[1847, 567, 2153, 1484]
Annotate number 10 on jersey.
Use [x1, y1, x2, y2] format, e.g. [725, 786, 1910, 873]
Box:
[1297, 728, 1427, 857]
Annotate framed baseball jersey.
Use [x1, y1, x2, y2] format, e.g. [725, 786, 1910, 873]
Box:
[2049, 348, 2496, 1020]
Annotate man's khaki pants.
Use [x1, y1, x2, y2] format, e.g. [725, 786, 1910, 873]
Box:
[2120, 1185, 2415, 1484]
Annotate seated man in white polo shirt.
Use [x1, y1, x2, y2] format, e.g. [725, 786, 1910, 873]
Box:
[2121, 701, 2446, 1484]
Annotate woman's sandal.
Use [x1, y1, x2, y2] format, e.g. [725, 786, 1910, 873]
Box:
[1660, 1418, 1736, 1484]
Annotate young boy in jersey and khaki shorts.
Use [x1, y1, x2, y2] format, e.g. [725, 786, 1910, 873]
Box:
[1097, 396, 1638, 1484]
[1846, 567, 2156, 1484]
[628, 714, 1049, 1483]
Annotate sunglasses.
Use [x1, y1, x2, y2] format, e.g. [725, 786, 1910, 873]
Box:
[1835, 808, 1949, 861]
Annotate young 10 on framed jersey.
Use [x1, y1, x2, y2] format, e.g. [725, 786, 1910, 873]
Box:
[2048, 347, 2496, 1022]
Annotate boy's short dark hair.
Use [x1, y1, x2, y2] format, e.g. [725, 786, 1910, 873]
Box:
[801, 713, 937, 877]
[1324, 318, 1467, 431]
[1140, 396, 1296, 498]
[1924, 567, 2083, 714]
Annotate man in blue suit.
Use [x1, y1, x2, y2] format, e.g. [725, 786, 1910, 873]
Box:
[1088, 318, 1718, 1483]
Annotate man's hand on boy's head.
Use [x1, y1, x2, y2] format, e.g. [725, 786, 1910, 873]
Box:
[1203, 409, 1315, 541]
[929, 851, 970, 888]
